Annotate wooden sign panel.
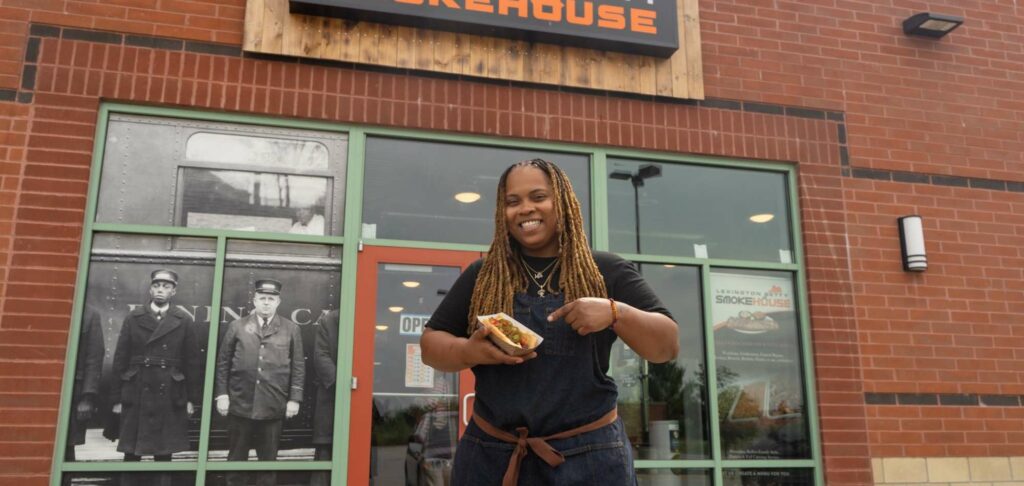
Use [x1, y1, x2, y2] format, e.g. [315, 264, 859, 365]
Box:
[243, 0, 703, 99]
[288, 0, 680, 57]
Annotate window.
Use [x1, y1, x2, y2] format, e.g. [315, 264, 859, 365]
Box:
[57, 104, 821, 485]
[361, 137, 590, 245]
[95, 114, 346, 236]
[60, 109, 348, 485]
[604, 154, 818, 482]
[607, 158, 793, 262]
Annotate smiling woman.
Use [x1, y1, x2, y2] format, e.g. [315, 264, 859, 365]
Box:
[420, 158, 679, 485]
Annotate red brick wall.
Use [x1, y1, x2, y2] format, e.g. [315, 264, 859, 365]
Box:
[0, 0, 245, 88]
[0, 0, 1021, 485]
[851, 178, 1024, 457]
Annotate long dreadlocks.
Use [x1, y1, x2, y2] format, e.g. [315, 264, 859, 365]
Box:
[467, 159, 607, 334]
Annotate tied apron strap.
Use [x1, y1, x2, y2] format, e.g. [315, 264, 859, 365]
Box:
[472, 408, 619, 486]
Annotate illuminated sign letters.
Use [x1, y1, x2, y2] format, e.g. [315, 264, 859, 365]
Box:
[289, 0, 680, 57]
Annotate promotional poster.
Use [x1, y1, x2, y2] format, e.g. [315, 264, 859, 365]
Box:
[711, 270, 809, 460]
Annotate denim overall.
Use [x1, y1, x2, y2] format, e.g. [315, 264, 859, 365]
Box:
[452, 291, 636, 485]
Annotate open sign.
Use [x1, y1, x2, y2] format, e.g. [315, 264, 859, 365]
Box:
[400, 314, 432, 335]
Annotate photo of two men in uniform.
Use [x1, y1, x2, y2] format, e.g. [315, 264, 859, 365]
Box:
[65, 267, 341, 485]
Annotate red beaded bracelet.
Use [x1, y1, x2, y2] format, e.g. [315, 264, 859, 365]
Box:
[608, 298, 619, 331]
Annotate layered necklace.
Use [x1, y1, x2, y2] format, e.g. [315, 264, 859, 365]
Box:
[520, 255, 560, 297]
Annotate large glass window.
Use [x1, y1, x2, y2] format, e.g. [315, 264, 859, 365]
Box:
[607, 158, 792, 262]
[95, 114, 347, 236]
[362, 137, 591, 244]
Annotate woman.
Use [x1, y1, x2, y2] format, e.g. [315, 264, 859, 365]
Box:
[421, 159, 679, 485]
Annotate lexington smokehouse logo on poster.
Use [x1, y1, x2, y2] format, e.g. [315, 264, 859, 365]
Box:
[289, 0, 680, 57]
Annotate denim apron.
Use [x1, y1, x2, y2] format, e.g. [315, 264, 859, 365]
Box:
[452, 291, 636, 486]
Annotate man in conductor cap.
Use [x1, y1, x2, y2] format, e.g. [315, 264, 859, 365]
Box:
[111, 269, 201, 484]
[215, 278, 304, 486]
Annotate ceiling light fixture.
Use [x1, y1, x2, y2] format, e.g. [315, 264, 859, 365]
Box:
[402, 281, 421, 288]
[749, 213, 775, 223]
[388, 306, 404, 313]
[454, 191, 481, 203]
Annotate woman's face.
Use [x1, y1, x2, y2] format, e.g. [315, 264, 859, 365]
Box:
[504, 165, 560, 257]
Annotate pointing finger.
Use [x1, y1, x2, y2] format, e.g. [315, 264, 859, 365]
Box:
[547, 300, 576, 322]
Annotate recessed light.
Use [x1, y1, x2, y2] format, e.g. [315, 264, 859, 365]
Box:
[388, 306, 404, 313]
[749, 213, 775, 223]
[455, 192, 481, 203]
[663, 264, 676, 268]
[402, 281, 421, 288]
[375, 325, 389, 331]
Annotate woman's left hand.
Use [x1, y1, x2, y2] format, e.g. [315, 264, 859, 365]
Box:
[548, 297, 615, 336]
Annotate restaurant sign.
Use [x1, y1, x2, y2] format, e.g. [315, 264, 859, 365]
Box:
[289, 0, 680, 57]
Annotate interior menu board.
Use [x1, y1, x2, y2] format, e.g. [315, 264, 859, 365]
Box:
[711, 270, 810, 460]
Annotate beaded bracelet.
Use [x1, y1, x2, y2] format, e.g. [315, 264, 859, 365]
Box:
[608, 298, 619, 332]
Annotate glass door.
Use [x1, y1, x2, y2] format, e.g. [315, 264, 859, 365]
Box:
[348, 246, 481, 486]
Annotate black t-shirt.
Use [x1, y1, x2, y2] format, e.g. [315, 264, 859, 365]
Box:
[427, 251, 673, 367]
[426, 251, 673, 433]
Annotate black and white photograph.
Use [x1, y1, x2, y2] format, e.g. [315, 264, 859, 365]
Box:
[94, 114, 347, 238]
[206, 240, 343, 486]
[65, 235, 215, 464]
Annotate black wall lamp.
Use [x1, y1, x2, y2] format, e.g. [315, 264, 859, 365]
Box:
[903, 12, 963, 38]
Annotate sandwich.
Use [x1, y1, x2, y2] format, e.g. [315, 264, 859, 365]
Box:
[476, 313, 542, 356]
[485, 315, 538, 349]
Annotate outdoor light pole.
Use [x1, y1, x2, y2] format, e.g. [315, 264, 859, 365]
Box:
[609, 163, 662, 439]
[610, 163, 663, 254]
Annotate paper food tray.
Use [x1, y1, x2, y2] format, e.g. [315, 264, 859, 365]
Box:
[476, 312, 543, 357]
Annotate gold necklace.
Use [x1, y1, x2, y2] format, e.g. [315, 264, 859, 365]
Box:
[522, 257, 560, 297]
[520, 255, 559, 279]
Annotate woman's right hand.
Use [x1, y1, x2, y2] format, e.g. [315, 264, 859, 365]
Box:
[460, 325, 537, 367]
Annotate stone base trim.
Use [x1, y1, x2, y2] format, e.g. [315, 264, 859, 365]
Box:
[873, 456, 1024, 484]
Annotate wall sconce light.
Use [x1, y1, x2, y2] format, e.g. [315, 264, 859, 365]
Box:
[898, 215, 927, 272]
[903, 12, 963, 38]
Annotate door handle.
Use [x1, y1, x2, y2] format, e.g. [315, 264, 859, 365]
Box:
[462, 392, 475, 426]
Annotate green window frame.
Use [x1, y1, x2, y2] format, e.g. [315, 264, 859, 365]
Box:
[52, 102, 824, 485]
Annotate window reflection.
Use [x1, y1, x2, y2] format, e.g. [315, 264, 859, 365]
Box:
[371, 263, 461, 486]
[636, 469, 712, 486]
[206, 471, 324, 486]
[63, 472, 195, 486]
[362, 137, 591, 245]
[186, 132, 329, 170]
[607, 159, 792, 262]
[611, 264, 709, 460]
